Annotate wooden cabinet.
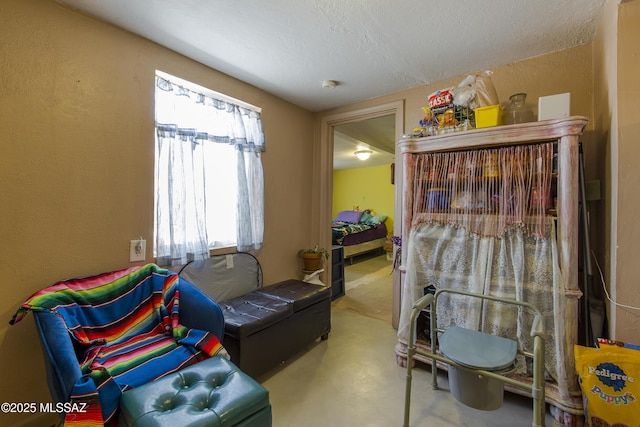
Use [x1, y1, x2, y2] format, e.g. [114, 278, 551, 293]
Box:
[395, 117, 588, 423]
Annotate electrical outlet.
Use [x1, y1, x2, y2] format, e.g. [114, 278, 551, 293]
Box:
[129, 239, 146, 262]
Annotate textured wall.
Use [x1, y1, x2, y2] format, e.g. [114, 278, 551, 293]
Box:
[614, 0, 640, 342]
[591, 0, 640, 344]
[0, 1, 314, 425]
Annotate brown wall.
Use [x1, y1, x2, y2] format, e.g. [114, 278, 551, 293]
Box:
[592, 0, 619, 344]
[0, 1, 314, 425]
[592, 0, 640, 344]
[319, 45, 597, 187]
[593, 0, 640, 342]
[614, 0, 640, 342]
[2, 0, 638, 425]
[320, 44, 595, 147]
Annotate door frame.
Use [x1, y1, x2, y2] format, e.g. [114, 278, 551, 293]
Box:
[315, 100, 404, 327]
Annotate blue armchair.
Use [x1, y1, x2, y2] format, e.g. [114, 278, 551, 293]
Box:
[33, 279, 226, 410]
[13, 264, 271, 426]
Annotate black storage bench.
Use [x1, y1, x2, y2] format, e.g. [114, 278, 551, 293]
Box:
[179, 254, 331, 379]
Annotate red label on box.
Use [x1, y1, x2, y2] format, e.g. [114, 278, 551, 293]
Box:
[428, 89, 454, 113]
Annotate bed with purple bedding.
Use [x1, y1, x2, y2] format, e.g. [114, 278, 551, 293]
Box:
[331, 210, 388, 260]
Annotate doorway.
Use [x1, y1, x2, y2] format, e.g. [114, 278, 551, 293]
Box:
[317, 100, 404, 328]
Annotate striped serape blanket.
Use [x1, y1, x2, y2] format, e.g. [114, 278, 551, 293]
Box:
[10, 263, 226, 426]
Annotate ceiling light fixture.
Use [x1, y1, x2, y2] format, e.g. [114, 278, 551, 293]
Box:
[354, 149, 373, 160]
[322, 80, 337, 89]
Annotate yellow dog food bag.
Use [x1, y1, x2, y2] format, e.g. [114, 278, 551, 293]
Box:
[575, 342, 640, 427]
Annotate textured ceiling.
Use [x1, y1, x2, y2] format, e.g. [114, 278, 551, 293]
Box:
[56, 0, 606, 113]
[56, 0, 606, 170]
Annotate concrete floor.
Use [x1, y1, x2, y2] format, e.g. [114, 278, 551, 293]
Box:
[261, 306, 561, 427]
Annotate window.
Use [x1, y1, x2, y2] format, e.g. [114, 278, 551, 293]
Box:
[154, 71, 265, 266]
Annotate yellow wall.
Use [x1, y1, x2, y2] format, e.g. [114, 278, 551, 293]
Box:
[0, 1, 314, 425]
[332, 164, 395, 235]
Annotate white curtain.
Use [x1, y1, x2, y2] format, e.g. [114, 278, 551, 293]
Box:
[154, 76, 265, 266]
[398, 220, 568, 397]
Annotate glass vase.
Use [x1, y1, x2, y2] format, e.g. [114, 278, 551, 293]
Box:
[505, 93, 533, 124]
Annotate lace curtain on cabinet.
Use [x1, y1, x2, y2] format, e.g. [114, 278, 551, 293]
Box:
[398, 142, 571, 396]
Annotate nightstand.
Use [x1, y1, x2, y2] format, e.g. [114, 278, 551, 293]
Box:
[331, 245, 345, 300]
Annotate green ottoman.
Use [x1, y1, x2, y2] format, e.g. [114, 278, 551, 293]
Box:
[119, 356, 271, 427]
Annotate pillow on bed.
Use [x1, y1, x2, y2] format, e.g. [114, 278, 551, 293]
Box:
[359, 212, 374, 224]
[334, 210, 363, 223]
[366, 214, 388, 225]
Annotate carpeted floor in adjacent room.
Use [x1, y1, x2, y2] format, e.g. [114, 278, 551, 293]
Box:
[332, 252, 393, 323]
